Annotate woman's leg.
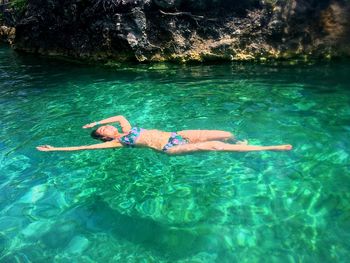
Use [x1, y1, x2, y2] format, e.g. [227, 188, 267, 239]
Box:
[166, 141, 292, 155]
[177, 130, 234, 143]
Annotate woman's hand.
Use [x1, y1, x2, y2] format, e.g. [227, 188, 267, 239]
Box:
[83, 122, 97, 129]
[36, 145, 55, 151]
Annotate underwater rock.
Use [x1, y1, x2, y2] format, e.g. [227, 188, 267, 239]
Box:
[5, 0, 350, 62]
[65, 235, 89, 254]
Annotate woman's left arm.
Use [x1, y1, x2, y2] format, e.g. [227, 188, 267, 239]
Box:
[83, 115, 132, 132]
[36, 140, 122, 152]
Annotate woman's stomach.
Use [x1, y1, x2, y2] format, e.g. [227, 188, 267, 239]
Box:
[137, 129, 172, 151]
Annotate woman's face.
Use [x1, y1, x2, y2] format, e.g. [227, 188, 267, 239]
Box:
[96, 125, 119, 140]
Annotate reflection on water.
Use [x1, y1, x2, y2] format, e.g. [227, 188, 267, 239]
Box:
[0, 45, 350, 262]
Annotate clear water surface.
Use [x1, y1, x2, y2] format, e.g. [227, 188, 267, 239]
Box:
[0, 45, 350, 262]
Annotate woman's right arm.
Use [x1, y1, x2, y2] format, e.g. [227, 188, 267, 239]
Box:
[36, 140, 122, 152]
[83, 115, 132, 132]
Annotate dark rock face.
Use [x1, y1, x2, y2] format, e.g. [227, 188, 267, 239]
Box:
[0, 1, 17, 44]
[10, 0, 350, 62]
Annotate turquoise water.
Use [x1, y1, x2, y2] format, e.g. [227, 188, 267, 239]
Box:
[0, 45, 350, 262]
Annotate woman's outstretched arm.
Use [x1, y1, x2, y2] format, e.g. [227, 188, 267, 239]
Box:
[36, 140, 122, 152]
[83, 115, 131, 132]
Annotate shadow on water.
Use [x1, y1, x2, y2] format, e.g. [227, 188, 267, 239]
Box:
[65, 198, 213, 260]
[21, 196, 221, 261]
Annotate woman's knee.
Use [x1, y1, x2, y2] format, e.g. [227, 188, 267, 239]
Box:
[212, 131, 234, 141]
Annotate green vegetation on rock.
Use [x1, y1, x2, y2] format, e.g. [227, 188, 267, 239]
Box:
[10, 0, 27, 14]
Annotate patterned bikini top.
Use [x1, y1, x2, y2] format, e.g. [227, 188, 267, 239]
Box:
[118, 127, 144, 146]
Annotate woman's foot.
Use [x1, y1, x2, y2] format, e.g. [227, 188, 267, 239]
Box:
[275, 144, 293, 151]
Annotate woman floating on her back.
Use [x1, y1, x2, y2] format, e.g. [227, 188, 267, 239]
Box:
[36, 115, 292, 154]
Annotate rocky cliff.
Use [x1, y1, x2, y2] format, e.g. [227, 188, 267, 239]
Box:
[3, 0, 350, 62]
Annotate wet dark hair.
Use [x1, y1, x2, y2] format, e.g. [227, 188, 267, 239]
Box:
[90, 129, 113, 142]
